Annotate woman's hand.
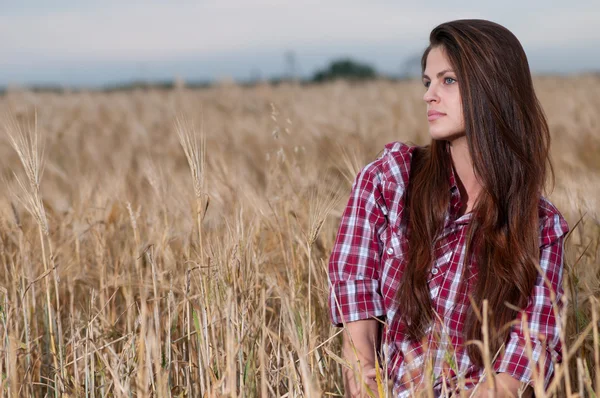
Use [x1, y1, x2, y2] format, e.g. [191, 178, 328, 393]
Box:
[467, 373, 532, 398]
[469, 386, 496, 398]
[344, 364, 381, 398]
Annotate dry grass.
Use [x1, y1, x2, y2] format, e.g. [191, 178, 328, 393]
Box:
[0, 75, 598, 397]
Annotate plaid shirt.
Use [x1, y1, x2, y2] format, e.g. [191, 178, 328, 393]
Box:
[328, 141, 569, 397]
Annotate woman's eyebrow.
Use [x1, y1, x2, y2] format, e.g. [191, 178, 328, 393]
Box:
[422, 69, 455, 80]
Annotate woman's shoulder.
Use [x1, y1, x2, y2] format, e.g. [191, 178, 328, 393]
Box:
[538, 196, 570, 242]
[357, 141, 419, 188]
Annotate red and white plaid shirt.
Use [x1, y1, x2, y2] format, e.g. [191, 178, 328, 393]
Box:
[328, 141, 569, 397]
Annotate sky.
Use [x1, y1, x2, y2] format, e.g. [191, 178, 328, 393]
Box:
[1, 0, 600, 87]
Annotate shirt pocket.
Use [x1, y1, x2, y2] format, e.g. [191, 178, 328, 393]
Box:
[380, 224, 407, 270]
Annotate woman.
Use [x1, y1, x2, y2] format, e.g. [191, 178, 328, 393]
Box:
[328, 19, 569, 397]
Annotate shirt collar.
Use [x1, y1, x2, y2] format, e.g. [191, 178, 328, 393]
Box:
[449, 161, 459, 193]
[445, 142, 470, 224]
[445, 142, 459, 193]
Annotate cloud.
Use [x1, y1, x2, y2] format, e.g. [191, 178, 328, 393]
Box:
[512, 9, 600, 48]
[0, 1, 477, 60]
[1, 0, 598, 84]
[2, 1, 599, 60]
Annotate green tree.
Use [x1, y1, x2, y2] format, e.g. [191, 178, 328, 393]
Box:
[312, 58, 377, 82]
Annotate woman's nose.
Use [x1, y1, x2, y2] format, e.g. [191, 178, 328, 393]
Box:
[423, 84, 439, 103]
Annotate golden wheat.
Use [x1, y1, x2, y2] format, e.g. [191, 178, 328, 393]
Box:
[0, 75, 598, 397]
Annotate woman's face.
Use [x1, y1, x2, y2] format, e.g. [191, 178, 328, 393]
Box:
[422, 46, 465, 141]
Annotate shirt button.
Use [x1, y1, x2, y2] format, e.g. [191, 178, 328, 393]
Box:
[431, 267, 439, 275]
[386, 248, 394, 255]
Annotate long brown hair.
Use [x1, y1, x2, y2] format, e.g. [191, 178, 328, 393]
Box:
[395, 19, 552, 367]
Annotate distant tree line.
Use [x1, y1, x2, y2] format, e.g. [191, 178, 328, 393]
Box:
[0, 56, 426, 94]
[311, 58, 377, 82]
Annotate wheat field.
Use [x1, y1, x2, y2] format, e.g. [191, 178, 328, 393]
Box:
[0, 75, 598, 397]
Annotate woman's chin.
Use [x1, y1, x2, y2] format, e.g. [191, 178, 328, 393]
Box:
[428, 130, 452, 140]
[428, 130, 465, 141]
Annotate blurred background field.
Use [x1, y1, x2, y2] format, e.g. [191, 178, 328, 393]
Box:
[0, 75, 598, 396]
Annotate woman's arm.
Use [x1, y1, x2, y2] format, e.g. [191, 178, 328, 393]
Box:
[490, 212, 569, 393]
[328, 164, 388, 328]
[342, 319, 382, 397]
[328, 147, 410, 396]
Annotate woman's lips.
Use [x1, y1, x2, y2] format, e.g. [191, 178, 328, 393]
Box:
[427, 112, 445, 122]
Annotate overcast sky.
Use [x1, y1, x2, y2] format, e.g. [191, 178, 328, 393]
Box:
[2, 0, 600, 87]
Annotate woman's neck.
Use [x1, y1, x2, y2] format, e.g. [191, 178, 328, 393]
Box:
[448, 137, 482, 214]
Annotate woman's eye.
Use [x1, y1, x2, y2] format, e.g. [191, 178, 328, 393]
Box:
[423, 81, 430, 88]
[444, 77, 456, 84]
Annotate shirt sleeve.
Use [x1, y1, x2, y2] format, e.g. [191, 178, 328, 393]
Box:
[493, 212, 570, 389]
[328, 164, 388, 327]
